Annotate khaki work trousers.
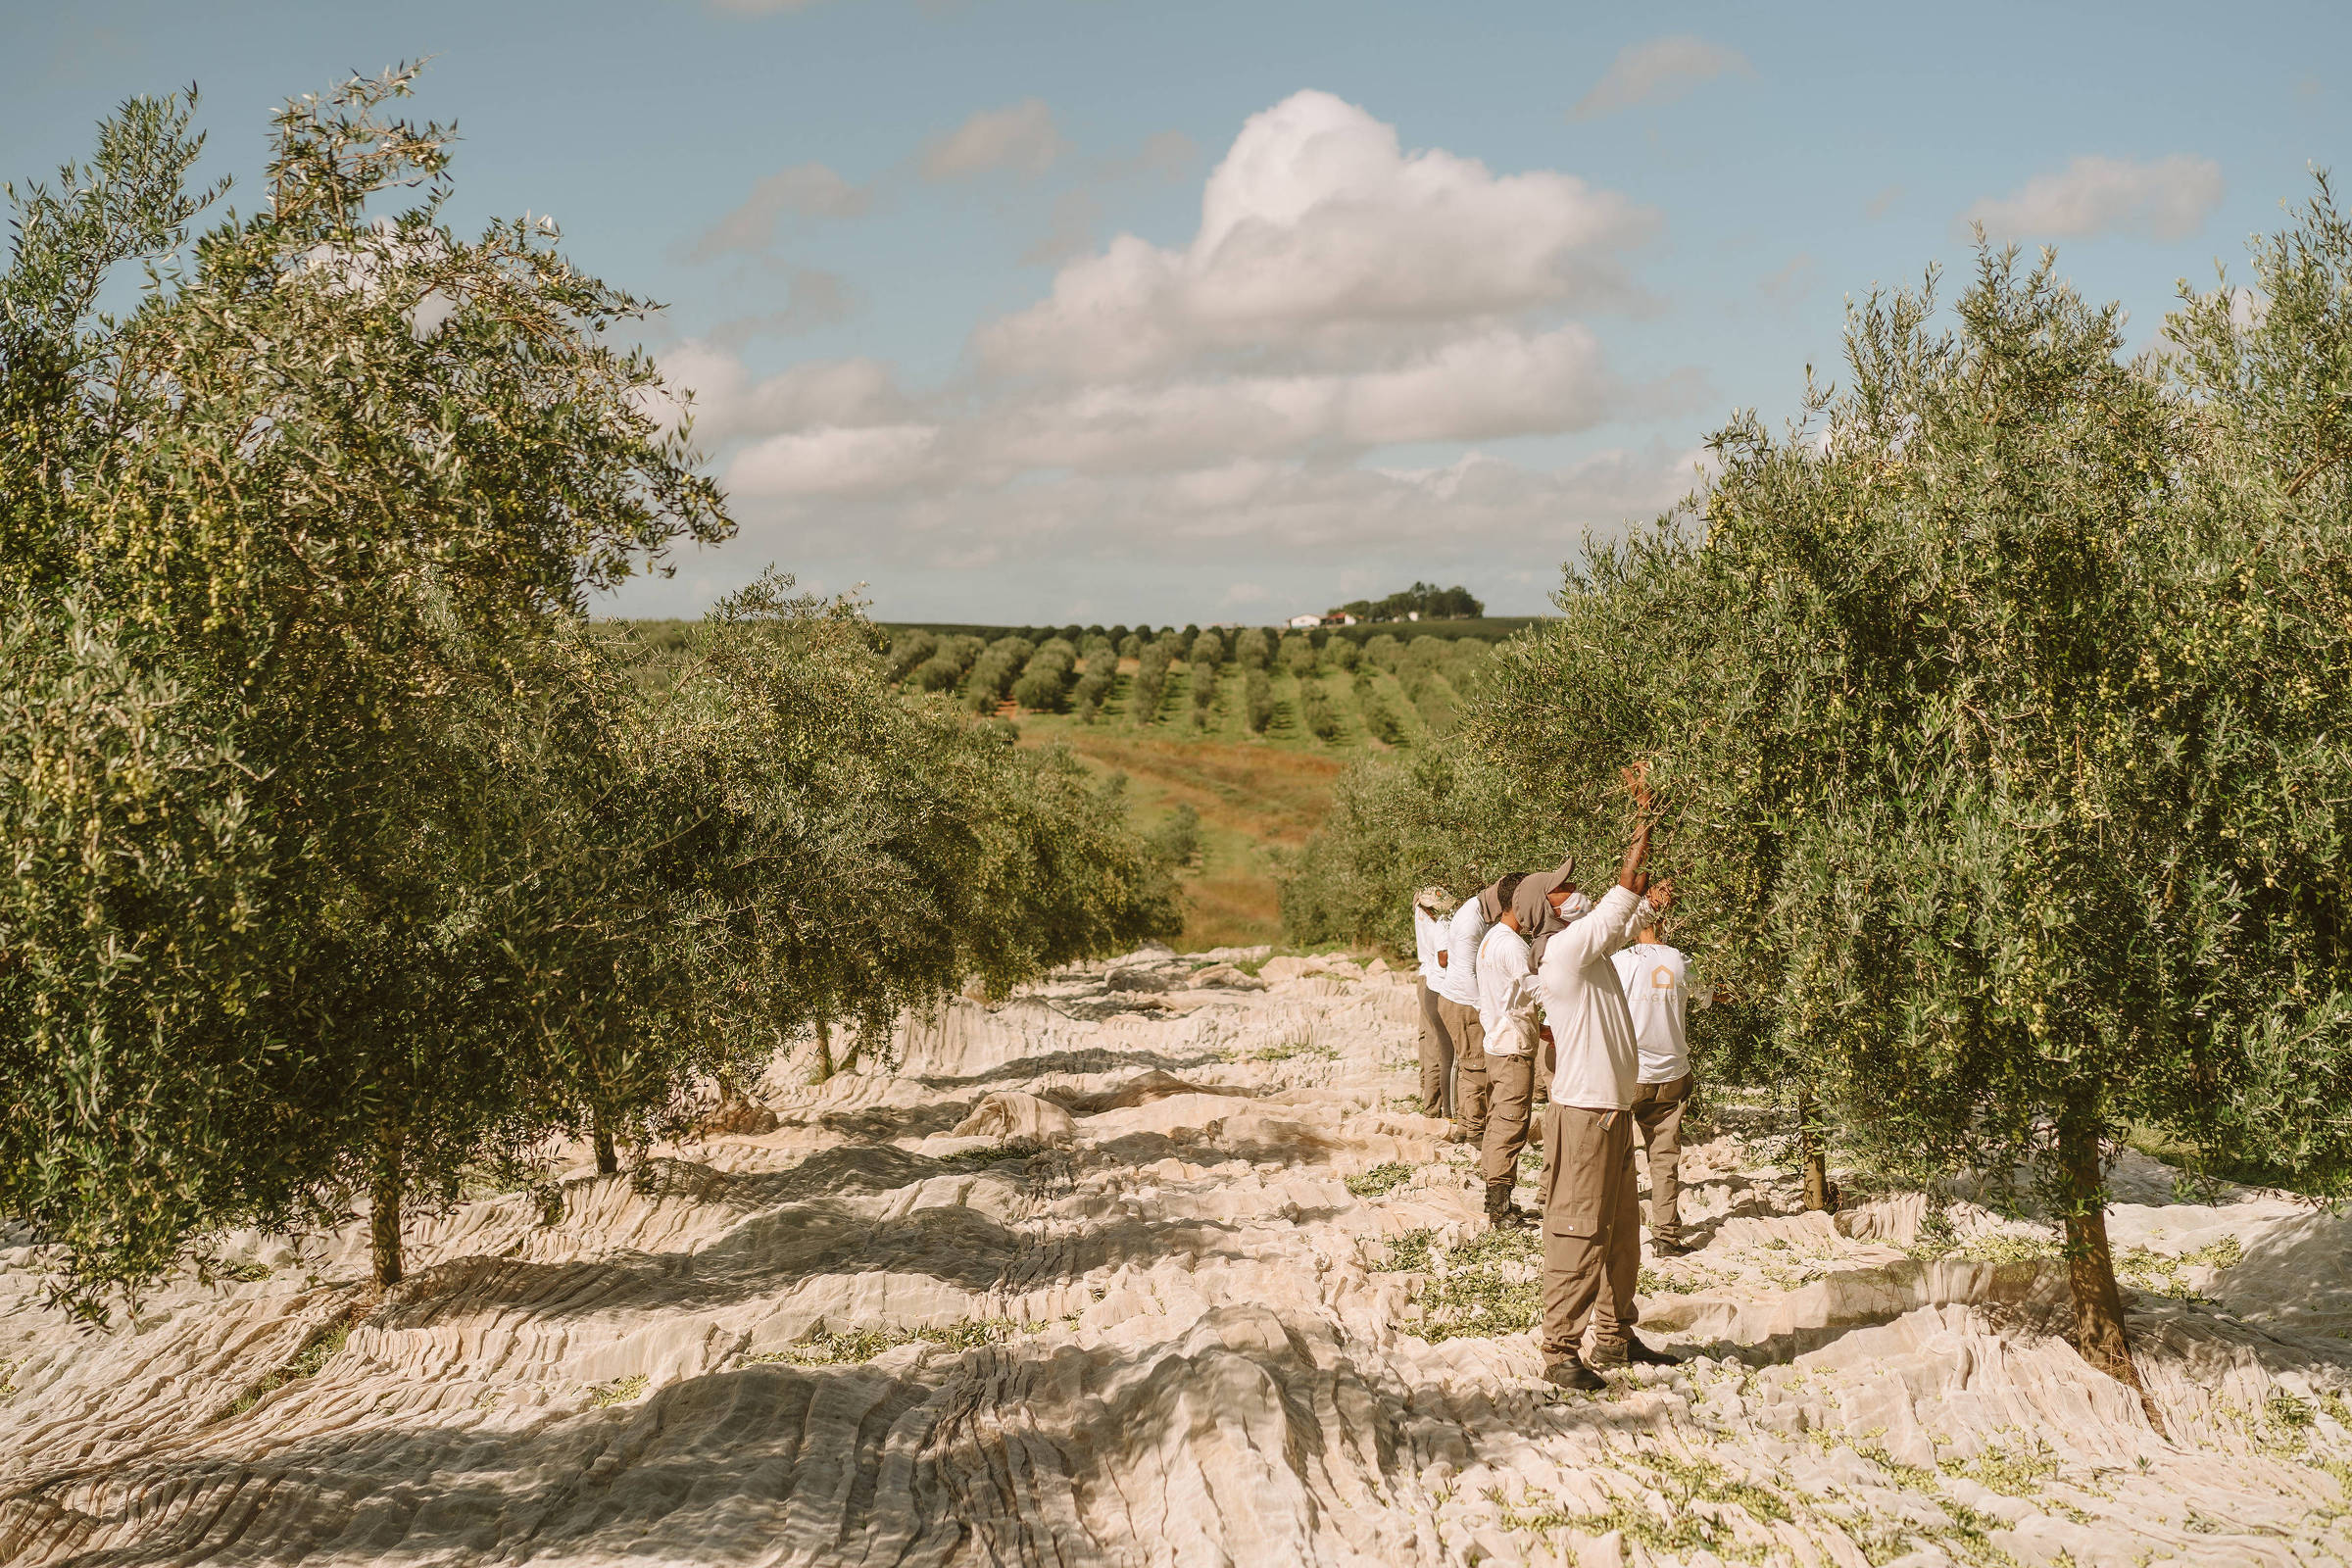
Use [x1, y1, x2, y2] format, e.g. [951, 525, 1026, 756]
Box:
[1435, 997, 1488, 1142]
[1538, 1102, 1640, 1359]
[1415, 979, 1453, 1118]
[1631, 1074, 1692, 1244]
[1480, 1048, 1536, 1186]
[1528, 1030, 1555, 1149]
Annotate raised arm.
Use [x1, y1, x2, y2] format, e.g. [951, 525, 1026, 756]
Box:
[1544, 822, 1667, 977]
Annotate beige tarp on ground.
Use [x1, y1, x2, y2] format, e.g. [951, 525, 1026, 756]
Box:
[2, 956, 2347, 1566]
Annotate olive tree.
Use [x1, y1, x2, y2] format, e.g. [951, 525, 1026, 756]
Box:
[1012, 638, 1077, 711]
[1658, 235, 2352, 1417]
[1131, 638, 1175, 724]
[1245, 667, 1274, 734]
[1293, 197, 2352, 1427]
[0, 70, 727, 1301]
[887, 628, 939, 682]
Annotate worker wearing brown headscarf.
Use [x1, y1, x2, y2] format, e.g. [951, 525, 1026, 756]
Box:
[1475, 860, 1573, 1223]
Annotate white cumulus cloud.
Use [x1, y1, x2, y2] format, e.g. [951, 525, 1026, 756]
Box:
[650, 348, 908, 445]
[1571, 34, 1753, 121]
[921, 99, 1065, 180]
[977, 89, 1655, 381]
[643, 90, 1704, 617]
[1961, 154, 2225, 242]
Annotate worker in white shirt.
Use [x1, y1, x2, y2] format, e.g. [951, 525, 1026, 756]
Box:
[1477, 868, 1569, 1226]
[1411, 887, 1454, 1118]
[1430, 878, 1490, 1145]
[1614, 917, 1706, 1256]
[1534, 820, 1675, 1391]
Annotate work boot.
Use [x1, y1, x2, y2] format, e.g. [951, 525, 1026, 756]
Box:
[1649, 1233, 1689, 1257]
[1484, 1181, 1531, 1228]
[1544, 1355, 1608, 1392]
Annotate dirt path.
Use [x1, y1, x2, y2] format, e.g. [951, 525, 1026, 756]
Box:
[4, 951, 2349, 1566]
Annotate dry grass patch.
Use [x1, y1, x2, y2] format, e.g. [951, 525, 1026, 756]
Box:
[1017, 720, 1346, 947]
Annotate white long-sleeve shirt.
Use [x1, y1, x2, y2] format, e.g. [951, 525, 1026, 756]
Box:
[1412, 907, 1446, 989]
[1476, 922, 1539, 1054]
[1432, 897, 1485, 1007]
[1612, 942, 1706, 1083]
[1539, 883, 1650, 1110]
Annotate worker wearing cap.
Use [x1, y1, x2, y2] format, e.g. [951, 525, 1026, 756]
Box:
[1535, 822, 1676, 1390]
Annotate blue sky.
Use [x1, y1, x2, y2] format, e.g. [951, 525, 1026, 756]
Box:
[4, 2, 2342, 623]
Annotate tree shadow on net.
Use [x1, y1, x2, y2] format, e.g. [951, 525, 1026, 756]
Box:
[382, 1200, 1028, 1329]
[0, 1304, 1414, 1568]
[914, 1046, 1233, 1094]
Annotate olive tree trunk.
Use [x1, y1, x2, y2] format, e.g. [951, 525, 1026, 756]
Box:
[837, 1024, 866, 1077]
[810, 1016, 834, 1084]
[370, 1117, 405, 1288]
[592, 1112, 618, 1178]
[2057, 1114, 2167, 1435]
[1797, 1089, 1832, 1212]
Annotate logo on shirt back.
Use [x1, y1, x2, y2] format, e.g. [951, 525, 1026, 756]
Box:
[1651, 965, 1676, 991]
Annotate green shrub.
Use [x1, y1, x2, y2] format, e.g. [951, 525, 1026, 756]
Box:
[1151, 803, 1202, 867]
[1190, 629, 1224, 667]
[1246, 668, 1274, 733]
[1234, 627, 1271, 670]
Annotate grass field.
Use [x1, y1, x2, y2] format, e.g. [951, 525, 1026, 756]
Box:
[1012, 655, 1484, 948]
[603, 619, 1506, 950]
[1018, 719, 1340, 949]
